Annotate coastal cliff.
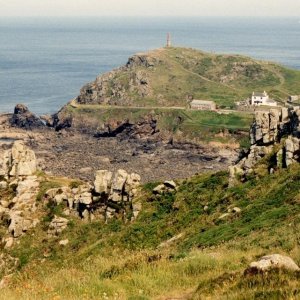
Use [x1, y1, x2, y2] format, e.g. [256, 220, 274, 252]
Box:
[74, 47, 300, 108]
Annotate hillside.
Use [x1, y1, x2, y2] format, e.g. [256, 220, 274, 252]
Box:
[0, 107, 300, 299]
[75, 47, 300, 108]
[51, 46, 300, 146]
[0, 151, 300, 299]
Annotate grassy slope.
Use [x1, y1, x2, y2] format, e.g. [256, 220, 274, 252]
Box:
[2, 161, 300, 299]
[81, 47, 300, 108]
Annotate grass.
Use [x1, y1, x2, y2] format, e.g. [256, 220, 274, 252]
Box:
[75, 47, 300, 108]
[1, 160, 300, 299]
[65, 105, 253, 145]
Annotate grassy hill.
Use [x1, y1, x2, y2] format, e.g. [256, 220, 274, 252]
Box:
[75, 47, 300, 108]
[2, 160, 300, 299]
[59, 46, 300, 145]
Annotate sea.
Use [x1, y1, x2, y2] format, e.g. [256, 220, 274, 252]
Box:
[0, 17, 299, 115]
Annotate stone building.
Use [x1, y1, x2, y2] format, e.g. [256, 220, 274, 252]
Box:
[189, 100, 216, 111]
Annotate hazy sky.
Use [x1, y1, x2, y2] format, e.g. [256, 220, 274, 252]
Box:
[0, 0, 299, 17]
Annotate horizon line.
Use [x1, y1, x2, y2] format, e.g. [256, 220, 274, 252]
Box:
[0, 15, 299, 18]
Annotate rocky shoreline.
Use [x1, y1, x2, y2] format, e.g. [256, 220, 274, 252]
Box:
[0, 106, 239, 183]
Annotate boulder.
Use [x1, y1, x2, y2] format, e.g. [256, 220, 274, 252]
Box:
[153, 180, 177, 195]
[0, 181, 7, 189]
[125, 173, 141, 198]
[47, 216, 69, 237]
[153, 184, 165, 195]
[232, 107, 300, 185]
[59, 239, 69, 246]
[1, 141, 37, 177]
[110, 169, 128, 202]
[8, 212, 33, 238]
[94, 170, 113, 194]
[0, 254, 19, 277]
[10, 104, 44, 129]
[246, 254, 300, 274]
[79, 192, 93, 205]
[284, 137, 300, 166]
[42, 169, 141, 223]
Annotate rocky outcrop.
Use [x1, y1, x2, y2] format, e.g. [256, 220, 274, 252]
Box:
[0, 141, 37, 178]
[45, 169, 141, 222]
[93, 115, 159, 139]
[10, 104, 44, 129]
[153, 180, 177, 196]
[52, 111, 72, 131]
[0, 141, 142, 248]
[0, 142, 40, 246]
[47, 216, 69, 237]
[75, 52, 157, 106]
[0, 254, 19, 277]
[245, 254, 300, 274]
[230, 107, 300, 184]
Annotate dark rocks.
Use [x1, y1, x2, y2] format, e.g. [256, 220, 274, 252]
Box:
[126, 54, 157, 69]
[94, 116, 158, 139]
[52, 111, 72, 131]
[40, 114, 54, 127]
[10, 104, 44, 129]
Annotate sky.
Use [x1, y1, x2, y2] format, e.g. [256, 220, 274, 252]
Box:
[0, 0, 299, 17]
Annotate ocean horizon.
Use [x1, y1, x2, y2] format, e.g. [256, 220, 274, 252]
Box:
[0, 16, 299, 114]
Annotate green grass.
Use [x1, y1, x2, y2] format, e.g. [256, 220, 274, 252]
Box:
[75, 47, 300, 108]
[1, 160, 300, 299]
[65, 105, 253, 145]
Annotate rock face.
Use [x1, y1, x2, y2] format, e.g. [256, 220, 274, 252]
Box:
[0, 142, 40, 244]
[76, 53, 156, 106]
[0, 141, 37, 178]
[230, 107, 300, 184]
[93, 115, 158, 139]
[44, 169, 141, 222]
[246, 254, 300, 274]
[10, 104, 44, 129]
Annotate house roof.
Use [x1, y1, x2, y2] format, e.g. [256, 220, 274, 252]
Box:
[253, 92, 267, 97]
[190, 100, 215, 105]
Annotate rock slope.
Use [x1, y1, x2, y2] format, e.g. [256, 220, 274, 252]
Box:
[230, 107, 300, 184]
[0, 141, 142, 248]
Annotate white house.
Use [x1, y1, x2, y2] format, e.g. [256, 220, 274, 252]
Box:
[251, 91, 277, 107]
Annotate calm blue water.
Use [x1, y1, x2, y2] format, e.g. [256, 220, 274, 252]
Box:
[0, 17, 299, 114]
